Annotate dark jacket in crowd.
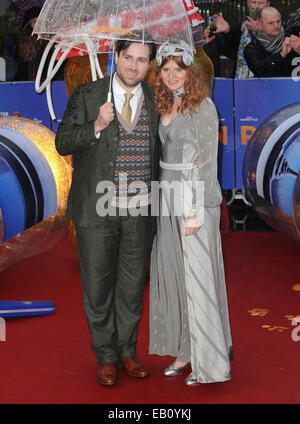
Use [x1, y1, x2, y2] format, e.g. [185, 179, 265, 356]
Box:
[203, 33, 225, 77]
[222, 22, 244, 77]
[244, 36, 297, 77]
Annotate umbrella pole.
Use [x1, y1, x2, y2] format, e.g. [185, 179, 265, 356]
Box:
[107, 40, 116, 102]
[107, 0, 119, 102]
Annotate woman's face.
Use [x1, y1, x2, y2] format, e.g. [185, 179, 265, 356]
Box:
[160, 59, 186, 91]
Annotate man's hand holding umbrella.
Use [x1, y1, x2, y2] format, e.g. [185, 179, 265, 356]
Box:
[94, 102, 114, 133]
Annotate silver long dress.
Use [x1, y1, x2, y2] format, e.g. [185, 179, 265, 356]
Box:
[149, 97, 233, 383]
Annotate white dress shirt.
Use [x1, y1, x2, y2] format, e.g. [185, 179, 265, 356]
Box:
[112, 72, 142, 118]
[95, 73, 143, 138]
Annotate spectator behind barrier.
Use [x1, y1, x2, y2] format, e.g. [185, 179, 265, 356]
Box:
[0, 23, 17, 81]
[284, 7, 300, 37]
[204, 0, 270, 78]
[202, 28, 225, 77]
[244, 7, 300, 78]
[16, 6, 65, 82]
[283, 6, 300, 67]
[16, 6, 46, 81]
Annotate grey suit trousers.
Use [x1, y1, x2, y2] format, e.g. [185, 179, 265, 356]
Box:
[75, 211, 153, 364]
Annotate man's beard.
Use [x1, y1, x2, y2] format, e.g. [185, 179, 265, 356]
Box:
[116, 70, 142, 88]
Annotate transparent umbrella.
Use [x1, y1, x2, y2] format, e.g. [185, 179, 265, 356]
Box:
[32, 0, 195, 118]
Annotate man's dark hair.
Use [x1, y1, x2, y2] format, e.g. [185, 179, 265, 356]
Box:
[115, 39, 156, 62]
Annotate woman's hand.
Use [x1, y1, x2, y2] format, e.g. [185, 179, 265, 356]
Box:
[185, 157, 201, 235]
[185, 218, 202, 236]
[194, 156, 199, 168]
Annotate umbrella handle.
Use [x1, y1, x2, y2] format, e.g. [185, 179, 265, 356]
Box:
[35, 39, 55, 93]
[35, 39, 73, 93]
[107, 92, 112, 102]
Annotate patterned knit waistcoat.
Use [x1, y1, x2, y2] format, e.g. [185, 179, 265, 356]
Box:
[114, 99, 151, 200]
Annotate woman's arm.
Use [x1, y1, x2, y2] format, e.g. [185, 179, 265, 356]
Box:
[185, 97, 221, 235]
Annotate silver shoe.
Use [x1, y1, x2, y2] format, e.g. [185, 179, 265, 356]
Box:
[163, 362, 190, 376]
[185, 373, 200, 386]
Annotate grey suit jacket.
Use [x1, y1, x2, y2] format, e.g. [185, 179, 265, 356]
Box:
[55, 76, 159, 227]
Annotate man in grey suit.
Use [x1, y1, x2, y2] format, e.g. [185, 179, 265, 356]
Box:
[55, 40, 159, 386]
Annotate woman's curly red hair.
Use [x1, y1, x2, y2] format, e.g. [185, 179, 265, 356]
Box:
[154, 55, 212, 116]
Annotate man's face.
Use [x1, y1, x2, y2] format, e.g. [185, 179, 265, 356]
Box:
[247, 0, 270, 11]
[115, 43, 151, 91]
[258, 10, 282, 39]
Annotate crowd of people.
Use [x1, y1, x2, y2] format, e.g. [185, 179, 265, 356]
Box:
[0, 2, 299, 82]
[203, 1, 300, 78]
[0, 5, 64, 82]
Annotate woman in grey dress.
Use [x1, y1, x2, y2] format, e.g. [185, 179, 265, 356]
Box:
[149, 41, 233, 385]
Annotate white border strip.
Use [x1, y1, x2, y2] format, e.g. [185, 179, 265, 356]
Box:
[0, 308, 54, 314]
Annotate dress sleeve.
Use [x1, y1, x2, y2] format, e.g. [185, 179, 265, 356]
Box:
[188, 97, 222, 221]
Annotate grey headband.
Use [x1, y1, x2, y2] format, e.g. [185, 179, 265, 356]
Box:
[156, 40, 194, 67]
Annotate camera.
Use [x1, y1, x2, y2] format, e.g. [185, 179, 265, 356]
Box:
[209, 16, 217, 33]
[248, 7, 258, 20]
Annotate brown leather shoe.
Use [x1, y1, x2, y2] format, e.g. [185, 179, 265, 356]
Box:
[117, 356, 149, 378]
[96, 362, 117, 386]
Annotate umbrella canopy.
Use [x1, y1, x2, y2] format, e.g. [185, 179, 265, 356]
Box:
[33, 0, 194, 54]
[33, 0, 197, 120]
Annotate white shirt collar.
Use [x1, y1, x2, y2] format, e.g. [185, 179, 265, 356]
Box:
[112, 73, 142, 99]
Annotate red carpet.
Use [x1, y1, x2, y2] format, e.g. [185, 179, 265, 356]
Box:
[0, 231, 300, 404]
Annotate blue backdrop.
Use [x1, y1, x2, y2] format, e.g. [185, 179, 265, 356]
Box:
[1, 78, 299, 195]
[234, 78, 300, 189]
[212, 78, 235, 190]
[0, 82, 50, 127]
